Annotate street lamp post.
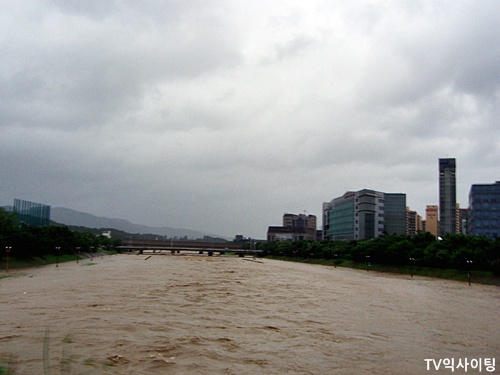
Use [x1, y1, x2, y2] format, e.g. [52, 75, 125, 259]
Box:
[55, 246, 61, 267]
[5, 246, 12, 273]
[409, 258, 415, 277]
[466, 260, 473, 286]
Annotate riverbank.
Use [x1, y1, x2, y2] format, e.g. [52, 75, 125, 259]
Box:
[0, 251, 115, 275]
[2, 252, 499, 286]
[264, 256, 500, 286]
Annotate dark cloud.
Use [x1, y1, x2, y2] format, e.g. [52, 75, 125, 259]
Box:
[1, 0, 242, 131]
[1, 1, 499, 237]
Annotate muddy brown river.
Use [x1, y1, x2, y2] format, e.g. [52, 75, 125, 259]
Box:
[1, 254, 498, 374]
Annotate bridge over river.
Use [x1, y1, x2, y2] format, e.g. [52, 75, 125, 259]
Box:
[117, 239, 262, 257]
[116, 245, 263, 257]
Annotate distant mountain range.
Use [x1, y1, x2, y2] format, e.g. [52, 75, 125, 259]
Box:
[51, 207, 225, 240]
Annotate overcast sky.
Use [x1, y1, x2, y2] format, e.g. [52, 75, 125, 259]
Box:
[1, 1, 499, 239]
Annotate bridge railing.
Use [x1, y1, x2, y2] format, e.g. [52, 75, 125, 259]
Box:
[121, 239, 243, 249]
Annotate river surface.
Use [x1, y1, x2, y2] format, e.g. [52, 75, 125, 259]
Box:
[1, 253, 499, 374]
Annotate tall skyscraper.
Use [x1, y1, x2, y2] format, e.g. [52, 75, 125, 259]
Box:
[439, 158, 457, 236]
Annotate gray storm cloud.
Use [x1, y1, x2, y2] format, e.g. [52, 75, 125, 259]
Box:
[1, 0, 499, 238]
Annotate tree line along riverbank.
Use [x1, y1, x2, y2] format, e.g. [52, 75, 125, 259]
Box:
[256, 232, 500, 272]
[255, 232, 500, 285]
[2, 208, 499, 284]
[1, 208, 120, 261]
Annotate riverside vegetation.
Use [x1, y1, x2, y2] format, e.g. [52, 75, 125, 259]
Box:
[1, 208, 499, 283]
[0, 208, 120, 269]
[252, 233, 500, 284]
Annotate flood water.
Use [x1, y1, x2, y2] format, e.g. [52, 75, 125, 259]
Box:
[1, 253, 499, 374]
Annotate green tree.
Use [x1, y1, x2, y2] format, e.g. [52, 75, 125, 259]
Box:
[0, 208, 19, 249]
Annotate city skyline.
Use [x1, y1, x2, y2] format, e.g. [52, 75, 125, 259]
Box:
[1, 157, 496, 239]
[1, 1, 499, 238]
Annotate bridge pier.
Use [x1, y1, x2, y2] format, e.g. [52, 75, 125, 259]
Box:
[117, 245, 262, 257]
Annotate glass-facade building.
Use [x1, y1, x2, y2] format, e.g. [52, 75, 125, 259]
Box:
[326, 193, 356, 240]
[13, 199, 51, 227]
[323, 189, 406, 240]
[468, 182, 500, 239]
[384, 193, 407, 235]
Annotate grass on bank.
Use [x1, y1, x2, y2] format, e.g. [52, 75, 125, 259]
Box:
[0, 251, 117, 272]
[265, 256, 500, 286]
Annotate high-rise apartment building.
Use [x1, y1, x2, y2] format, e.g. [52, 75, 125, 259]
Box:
[468, 181, 500, 239]
[283, 213, 316, 230]
[439, 158, 457, 236]
[425, 205, 439, 237]
[406, 207, 422, 236]
[323, 189, 406, 240]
